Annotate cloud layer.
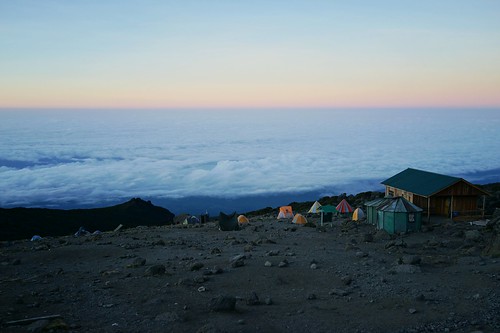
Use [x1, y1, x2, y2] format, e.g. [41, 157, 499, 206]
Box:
[1, 109, 499, 208]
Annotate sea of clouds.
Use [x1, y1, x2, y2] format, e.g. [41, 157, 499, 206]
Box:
[1, 108, 499, 211]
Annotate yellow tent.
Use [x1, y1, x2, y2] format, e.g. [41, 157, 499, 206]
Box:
[292, 214, 307, 225]
[352, 208, 365, 221]
[307, 201, 322, 214]
[237, 215, 249, 224]
[277, 206, 293, 219]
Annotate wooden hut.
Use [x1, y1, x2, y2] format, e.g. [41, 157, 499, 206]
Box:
[381, 168, 490, 221]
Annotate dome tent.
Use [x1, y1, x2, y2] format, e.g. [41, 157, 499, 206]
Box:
[277, 206, 293, 219]
[352, 208, 365, 221]
[292, 214, 307, 225]
[237, 215, 249, 224]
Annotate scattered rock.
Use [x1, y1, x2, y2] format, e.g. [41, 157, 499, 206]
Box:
[310, 263, 318, 270]
[362, 233, 374, 243]
[408, 308, 417, 314]
[264, 297, 273, 305]
[341, 275, 353, 286]
[127, 257, 146, 268]
[155, 311, 183, 323]
[329, 288, 350, 297]
[190, 262, 204, 271]
[391, 264, 421, 274]
[307, 293, 317, 300]
[264, 261, 272, 267]
[210, 247, 222, 254]
[465, 230, 481, 241]
[246, 291, 260, 305]
[278, 259, 289, 268]
[355, 251, 368, 258]
[266, 250, 280, 256]
[209, 295, 237, 312]
[144, 264, 165, 276]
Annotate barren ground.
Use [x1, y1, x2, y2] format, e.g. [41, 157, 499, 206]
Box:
[1, 215, 499, 333]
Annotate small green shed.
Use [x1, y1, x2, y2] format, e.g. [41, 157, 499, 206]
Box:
[364, 197, 391, 225]
[376, 197, 423, 234]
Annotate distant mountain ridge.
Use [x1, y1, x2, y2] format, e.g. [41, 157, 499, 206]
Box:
[0, 198, 174, 241]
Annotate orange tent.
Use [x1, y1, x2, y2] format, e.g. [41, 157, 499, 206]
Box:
[292, 214, 307, 225]
[277, 206, 293, 219]
[237, 215, 249, 224]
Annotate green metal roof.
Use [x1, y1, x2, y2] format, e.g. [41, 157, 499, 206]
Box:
[378, 197, 423, 213]
[318, 205, 337, 213]
[381, 168, 461, 197]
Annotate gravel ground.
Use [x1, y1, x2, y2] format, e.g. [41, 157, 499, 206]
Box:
[1, 215, 499, 333]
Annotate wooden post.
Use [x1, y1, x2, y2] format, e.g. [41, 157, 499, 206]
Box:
[450, 195, 454, 220]
[482, 195, 486, 219]
[427, 197, 431, 223]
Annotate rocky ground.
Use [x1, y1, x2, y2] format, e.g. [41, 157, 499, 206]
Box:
[1, 214, 499, 333]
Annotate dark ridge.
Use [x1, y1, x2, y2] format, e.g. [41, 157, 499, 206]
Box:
[0, 198, 174, 241]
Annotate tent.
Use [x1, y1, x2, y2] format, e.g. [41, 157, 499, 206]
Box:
[336, 199, 353, 214]
[376, 197, 422, 234]
[218, 212, 240, 231]
[183, 215, 200, 225]
[318, 205, 337, 225]
[352, 208, 365, 221]
[292, 214, 307, 225]
[277, 206, 293, 219]
[237, 215, 249, 224]
[307, 201, 322, 214]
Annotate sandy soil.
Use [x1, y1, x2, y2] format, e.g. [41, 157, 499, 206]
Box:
[1, 215, 499, 333]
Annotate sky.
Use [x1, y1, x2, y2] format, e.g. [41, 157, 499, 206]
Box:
[1, 0, 500, 109]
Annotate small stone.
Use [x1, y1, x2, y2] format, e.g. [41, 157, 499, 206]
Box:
[127, 257, 146, 268]
[190, 262, 204, 271]
[310, 263, 318, 270]
[264, 297, 273, 305]
[401, 255, 421, 265]
[465, 230, 481, 241]
[362, 233, 374, 242]
[266, 250, 280, 256]
[391, 264, 421, 274]
[246, 291, 260, 305]
[210, 247, 221, 254]
[211, 266, 223, 274]
[209, 295, 236, 312]
[264, 261, 272, 267]
[237, 319, 245, 325]
[231, 259, 245, 268]
[341, 275, 353, 285]
[409, 308, 417, 314]
[329, 288, 350, 297]
[356, 251, 368, 258]
[144, 265, 165, 276]
[307, 293, 317, 300]
[278, 259, 289, 268]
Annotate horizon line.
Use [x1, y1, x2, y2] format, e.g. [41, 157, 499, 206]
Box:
[1, 105, 500, 111]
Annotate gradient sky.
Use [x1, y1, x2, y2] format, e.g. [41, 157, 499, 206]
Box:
[1, 0, 500, 108]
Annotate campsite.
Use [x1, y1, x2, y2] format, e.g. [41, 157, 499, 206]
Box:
[1, 201, 500, 333]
